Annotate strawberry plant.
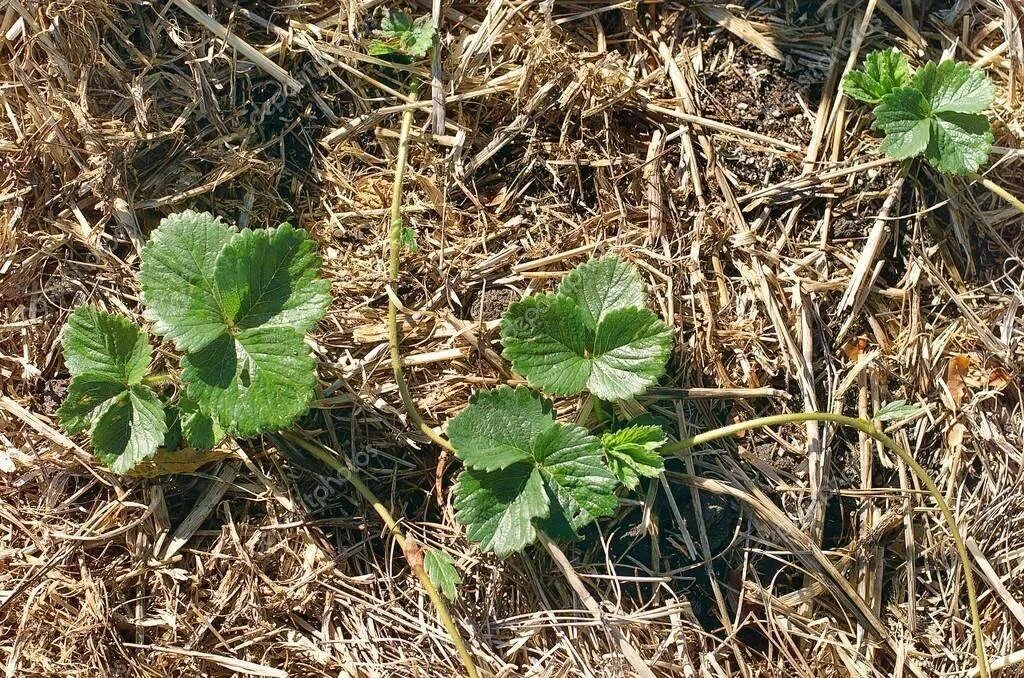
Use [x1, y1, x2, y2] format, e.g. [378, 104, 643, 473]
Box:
[57, 209, 479, 677]
[844, 49, 1023, 214]
[435, 256, 989, 676]
[844, 50, 994, 175]
[447, 256, 670, 557]
[57, 211, 330, 472]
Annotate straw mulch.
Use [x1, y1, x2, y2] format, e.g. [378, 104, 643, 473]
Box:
[2, 1, 1024, 676]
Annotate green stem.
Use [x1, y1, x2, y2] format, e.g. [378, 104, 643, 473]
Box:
[142, 373, 173, 387]
[280, 431, 478, 678]
[663, 412, 987, 678]
[386, 87, 453, 453]
[971, 173, 1024, 215]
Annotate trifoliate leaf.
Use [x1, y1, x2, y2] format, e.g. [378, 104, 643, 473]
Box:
[557, 255, 647, 329]
[924, 112, 993, 175]
[61, 306, 150, 383]
[447, 386, 554, 472]
[177, 394, 225, 449]
[424, 548, 461, 601]
[58, 308, 167, 472]
[872, 87, 932, 159]
[90, 385, 167, 473]
[454, 462, 548, 558]
[501, 258, 671, 400]
[140, 211, 234, 352]
[602, 424, 666, 490]
[214, 223, 330, 334]
[860, 58, 996, 175]
[181, 327, 316, 437]
[912, 60, 995, 114]
[843, 50, 911, 104]
[141, 218, 329, 436]
[451, 387, 620, 557]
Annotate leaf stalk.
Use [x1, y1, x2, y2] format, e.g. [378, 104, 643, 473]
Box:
[662, 411, 987, 678]
[971, 173, 1024, 215]
[387, 88, 454, 453]
[280, 431, 478, 677]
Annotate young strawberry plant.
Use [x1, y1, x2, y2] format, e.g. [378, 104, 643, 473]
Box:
[368, 9, 435, 62]
[57, 209, 479, 677]
[439, 255, 989, 676]
[447, 256, 671, 557]
[57, 211, 330, 472]
[844, 49, 1023, 213]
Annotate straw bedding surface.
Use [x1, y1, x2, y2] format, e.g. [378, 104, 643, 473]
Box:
[2, 1, 1024, 676]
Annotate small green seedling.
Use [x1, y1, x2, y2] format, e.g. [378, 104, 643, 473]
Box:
[448, 256, 669, 557]
[57, 211, 331, 473]
[844, 50, 995, 175]
[368, 10, 435, 61]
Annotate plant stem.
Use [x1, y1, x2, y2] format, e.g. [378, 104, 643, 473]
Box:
[971, 173, 1024, 215]
[280, 431, 479, 678]
[386, 87, 453, 453]
[662, 412, 987, 678]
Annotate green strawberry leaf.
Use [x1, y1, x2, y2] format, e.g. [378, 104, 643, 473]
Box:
[501, 294, 592, 396]
[141, 218, 329, 436]
[181, 327, 316, 437]
[924, 112, 993, 175]
[912, 60, 995, 114]
[62, 306, 151, 383]
[447, 386, 554, 471]
[501, 257, 671, 400]
[90, 385, 167, 473]
[534, 423, 618, 533]
[843, 49, 911, 104]
[860, 58, 996, 175]
[177, 394, 225, 449]
[872, 87, 932, 159]
[407, 15, 436, 57]
[557, 255, 647, 330]
[589, 307, 673, 400]
[58, 308, 167, 472]
[454, 462, 548, 558]
[57, 375, 126, 434]
[140, 211, 234, 352]
[370, 10, 435, 59]
[214, 223, 330, 334]
[451, 387, 619, 556]
[602, 424, 666, 490]
[423, 548, 461, 600]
